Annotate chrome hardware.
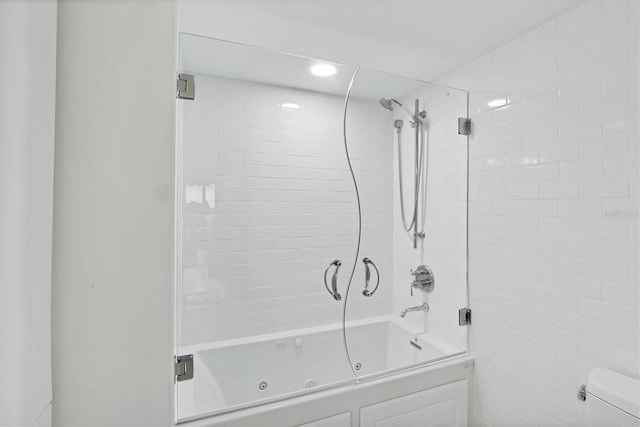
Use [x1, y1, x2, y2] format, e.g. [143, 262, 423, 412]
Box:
[177, 73, 195, 100]
[324, 260, 342, 300]
[384, 98, 428, 250]
[458, 117, 471, 135]
[410, 339, 423, 351]
[362, 257, 380, 297]
[400, 303, 429, 318]
[258, 380, 268, 391]
[410, 265, 434, 296]
[577, 384, 587, 401]
[379, 98, 425, 125]
[175, 354, 194, 382]
[458, 308, 472, 326]
[410, 110, 427, 128]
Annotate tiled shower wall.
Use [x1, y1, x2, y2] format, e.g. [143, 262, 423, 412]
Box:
[179, 74, 393, 346]
[441, 1, 639, 425]
[179, 73, 468, 349]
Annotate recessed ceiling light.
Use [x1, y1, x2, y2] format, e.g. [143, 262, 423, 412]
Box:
[280, 102, 301, 110]
[311, 63, 337, 77]
[487, 98, 507, 108]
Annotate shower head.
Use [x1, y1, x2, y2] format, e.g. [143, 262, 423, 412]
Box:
[379, 98, 402, 111]
[380, 97, 426, 126]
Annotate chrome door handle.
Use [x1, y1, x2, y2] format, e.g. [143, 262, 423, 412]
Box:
[324, 260, 342, 300]
[362, 257, 380, 297]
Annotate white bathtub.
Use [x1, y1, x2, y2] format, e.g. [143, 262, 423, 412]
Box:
[177, 317, 467, 423]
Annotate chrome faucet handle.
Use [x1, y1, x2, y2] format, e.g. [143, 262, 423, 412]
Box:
[409, 268, 417, 296]
[362, 257, 380, 297]
[324, 260, 342, 301]
[409, 268, 415, 296]
[409, 265, 434, 296]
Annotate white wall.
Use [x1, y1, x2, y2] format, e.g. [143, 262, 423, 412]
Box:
[0, 1, 56, 425]
[52, 0, 176, 424]
[440, 1, 639, 425]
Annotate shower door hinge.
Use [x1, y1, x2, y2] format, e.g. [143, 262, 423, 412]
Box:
[458, 118, 471, 136]
[458, 308, 472, 326]
[175, 354, 194, 382]
[177, 74, 195, 100]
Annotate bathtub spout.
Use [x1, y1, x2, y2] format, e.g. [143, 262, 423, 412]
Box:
[400, 303, 429, 318]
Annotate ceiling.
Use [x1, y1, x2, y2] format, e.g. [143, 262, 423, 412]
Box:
[179, 0, 584, 84]
[181, 33, 449, 100]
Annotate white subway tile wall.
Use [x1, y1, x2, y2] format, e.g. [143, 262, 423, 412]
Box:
[178, 74, 393, 345]
[178, 72, 469, 354]
[442, 1, 639, 425]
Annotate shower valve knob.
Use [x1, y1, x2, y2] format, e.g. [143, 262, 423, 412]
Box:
[410, 265, 435, 296]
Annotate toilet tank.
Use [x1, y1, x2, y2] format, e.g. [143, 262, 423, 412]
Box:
[585, 368, 640, 427]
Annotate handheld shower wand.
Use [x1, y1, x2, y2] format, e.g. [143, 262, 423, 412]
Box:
[380, 97, 429, 248]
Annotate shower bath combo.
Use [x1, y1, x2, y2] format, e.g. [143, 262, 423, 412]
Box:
[175, 34, 471, 424]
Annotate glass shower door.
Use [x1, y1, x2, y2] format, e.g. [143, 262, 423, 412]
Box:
[175, 34, 359, 421]
[342, 67, 469, 380]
